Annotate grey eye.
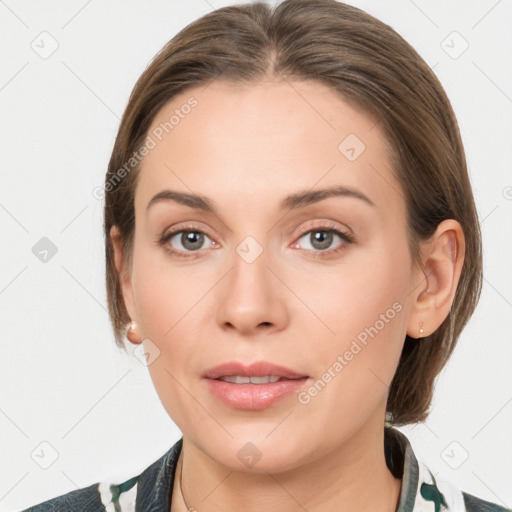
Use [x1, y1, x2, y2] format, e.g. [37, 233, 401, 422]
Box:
[298, 230, 343, 251]
[170, 231, 210, 252]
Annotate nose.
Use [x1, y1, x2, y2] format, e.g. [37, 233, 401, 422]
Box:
[216, 244, 289, 337]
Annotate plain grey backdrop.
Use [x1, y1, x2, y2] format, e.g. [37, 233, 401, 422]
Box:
[1, 0, 511, 510]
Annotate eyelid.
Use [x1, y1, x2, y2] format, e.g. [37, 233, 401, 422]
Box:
[293, 219, 354, 239]
[162, 221, 218, 242]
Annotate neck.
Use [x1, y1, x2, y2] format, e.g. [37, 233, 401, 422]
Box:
[176, 417, 402, 512]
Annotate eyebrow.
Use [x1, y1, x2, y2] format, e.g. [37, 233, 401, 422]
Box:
[146, 185, 375, 213]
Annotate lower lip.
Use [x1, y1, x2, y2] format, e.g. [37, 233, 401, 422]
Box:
[204, 377, 309, 410]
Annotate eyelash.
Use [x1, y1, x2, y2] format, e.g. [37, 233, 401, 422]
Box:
[157, 222, 355, 259]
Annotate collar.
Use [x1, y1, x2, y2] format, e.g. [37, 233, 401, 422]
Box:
[131, 426, 459, 511]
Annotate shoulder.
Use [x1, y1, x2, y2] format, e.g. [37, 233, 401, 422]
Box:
[19, 477, 139, 512]
[385, 427, 511, 512]
[20, 437, 183, 511]
[461, 491, 512, 512]
[416, 469, 512, 512]
[414, 452, 511, 512]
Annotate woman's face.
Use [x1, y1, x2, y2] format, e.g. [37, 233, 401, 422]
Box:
[120, 79, 422, 471]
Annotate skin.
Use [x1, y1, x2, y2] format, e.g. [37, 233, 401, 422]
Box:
[111, 78, 465, 512]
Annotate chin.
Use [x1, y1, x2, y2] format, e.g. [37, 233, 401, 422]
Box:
[197, 432, 312, 474]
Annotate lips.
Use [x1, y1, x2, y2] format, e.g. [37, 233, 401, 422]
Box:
[202, 361, 308, 380]
[203, 361, 310, 410]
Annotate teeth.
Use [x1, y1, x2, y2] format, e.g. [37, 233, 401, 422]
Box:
[218, 375, 281, 384]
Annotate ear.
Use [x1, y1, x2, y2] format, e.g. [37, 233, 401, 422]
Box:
[110, 225, 139, 335]
[407, 219, 465, 339]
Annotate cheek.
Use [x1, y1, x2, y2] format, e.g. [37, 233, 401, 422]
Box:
[131, 254, 204, 432]
[299, 235, 411, 392]
[129, 243, 215, 419]
[130, 236, 207, 340]
[297, 233, 411, 346]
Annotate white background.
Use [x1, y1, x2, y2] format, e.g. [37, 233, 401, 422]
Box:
[1, 0, 511, 510]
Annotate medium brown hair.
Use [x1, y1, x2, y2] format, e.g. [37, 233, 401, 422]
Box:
[103, 0, 482, 425]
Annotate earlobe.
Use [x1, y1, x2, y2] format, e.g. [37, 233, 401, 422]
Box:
[407, 219, 465, 339]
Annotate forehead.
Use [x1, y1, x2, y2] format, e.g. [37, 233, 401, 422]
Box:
[135, 79, 402, 218]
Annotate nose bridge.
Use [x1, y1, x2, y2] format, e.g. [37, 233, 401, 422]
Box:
[216, 231, 287, 333]
[230, 233, 273, 307]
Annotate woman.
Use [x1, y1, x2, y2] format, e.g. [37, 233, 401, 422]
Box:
[22, 0, 510, 510]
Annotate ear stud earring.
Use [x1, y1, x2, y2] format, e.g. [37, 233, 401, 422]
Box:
[126, 320, 139, 344]
[419, 321, 424, 336]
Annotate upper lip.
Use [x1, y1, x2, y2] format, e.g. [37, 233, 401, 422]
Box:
[203, 361, 308, 380]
